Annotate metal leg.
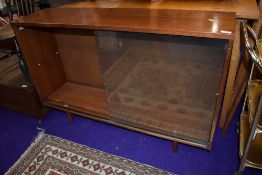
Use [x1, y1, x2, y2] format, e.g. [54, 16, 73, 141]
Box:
[14, 39, 31, 84]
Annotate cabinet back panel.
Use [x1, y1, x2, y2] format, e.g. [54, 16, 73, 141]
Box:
[55, 29, 104, 89]
[14, 27, 66, 102]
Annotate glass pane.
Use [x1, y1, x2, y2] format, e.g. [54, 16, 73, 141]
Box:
[96, 31, 227, 146]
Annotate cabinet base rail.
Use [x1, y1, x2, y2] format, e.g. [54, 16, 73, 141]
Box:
[46, 102, 209, 151]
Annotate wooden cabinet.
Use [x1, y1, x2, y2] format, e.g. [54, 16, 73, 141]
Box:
[0, 55, 48, 118]
[12, 7, 235, 150]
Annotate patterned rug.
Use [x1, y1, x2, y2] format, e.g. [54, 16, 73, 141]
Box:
[5, 134, 175, 175]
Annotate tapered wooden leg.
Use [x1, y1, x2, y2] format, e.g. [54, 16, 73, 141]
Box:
[66, 112, 74, 123]
[172, 141, 179, 153]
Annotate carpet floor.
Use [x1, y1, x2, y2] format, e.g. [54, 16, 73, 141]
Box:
[0, 107, 261, 175]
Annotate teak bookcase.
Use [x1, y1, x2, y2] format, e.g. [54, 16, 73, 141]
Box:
[12, 8, 236, 150]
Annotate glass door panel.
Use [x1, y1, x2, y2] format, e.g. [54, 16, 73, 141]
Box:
[96, 31, 227, 146]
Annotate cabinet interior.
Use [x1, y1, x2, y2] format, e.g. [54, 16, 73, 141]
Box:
[19, 27, 228, 148]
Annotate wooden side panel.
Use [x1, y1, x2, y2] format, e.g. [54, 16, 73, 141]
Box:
[55, 29, 104, 89]
[13, 26, 66, 102]
[219, 21, 241, 128]
[207, 40, 233, 150]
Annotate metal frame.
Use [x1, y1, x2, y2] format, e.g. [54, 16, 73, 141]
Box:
[236, 20, 262, 175]
[242, 21, 262, 73]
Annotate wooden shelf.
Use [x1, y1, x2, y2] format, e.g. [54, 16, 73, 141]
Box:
[12, 8, 235, 40]
[239, 112, 262, 169]
[47, 82, 109, 118]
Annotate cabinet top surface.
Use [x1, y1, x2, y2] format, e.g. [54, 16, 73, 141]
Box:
[13, 8, 236, 39]
[61, 0, 258, 20]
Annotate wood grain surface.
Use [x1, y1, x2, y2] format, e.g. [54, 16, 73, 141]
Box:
[219, 21, 241, 128]
[12, 8, 236, 40]
[12, 6, 236, 149]
[47, 82, 109, 118]
[61, 0, 259, 19]
[13, 26, 66, 102]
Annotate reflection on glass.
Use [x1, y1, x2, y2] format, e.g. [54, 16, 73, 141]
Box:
[97, 31, 227, 146]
